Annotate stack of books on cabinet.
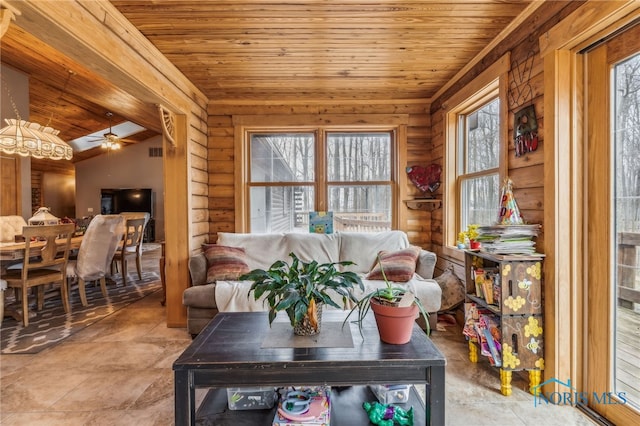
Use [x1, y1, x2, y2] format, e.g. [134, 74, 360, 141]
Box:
[476, 224, 541, 254]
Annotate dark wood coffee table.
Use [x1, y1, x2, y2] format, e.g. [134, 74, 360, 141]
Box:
[173, 311, 446, 425]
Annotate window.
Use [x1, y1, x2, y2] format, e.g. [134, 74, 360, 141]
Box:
[249, 133, 315, 233]
[457, 98, 500, 231]
[247, 130, 394, 233]
[443, 53, 508, 253]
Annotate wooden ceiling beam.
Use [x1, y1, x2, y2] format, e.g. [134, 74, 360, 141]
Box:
[5, 0, 206, 116]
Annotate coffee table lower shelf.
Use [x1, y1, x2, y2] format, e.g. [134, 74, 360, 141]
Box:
[196, 385, 427, 425]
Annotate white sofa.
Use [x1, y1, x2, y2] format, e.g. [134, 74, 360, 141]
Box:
[183, 231, 441, 336]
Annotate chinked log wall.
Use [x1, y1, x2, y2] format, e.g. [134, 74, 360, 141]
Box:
[205, 102, 432, 248]
[429, 1, 581, 277]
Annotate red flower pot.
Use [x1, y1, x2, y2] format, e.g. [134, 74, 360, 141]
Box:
[469, 240, 481, 250]
[370, 298, 419, 344]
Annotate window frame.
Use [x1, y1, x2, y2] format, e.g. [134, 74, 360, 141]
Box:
[442, 53, 510, 261]
[233, 114, 408, 233]
[457, 96, 501, 232]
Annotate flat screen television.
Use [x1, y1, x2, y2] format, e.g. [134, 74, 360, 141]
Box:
[101, 188, 153, 216]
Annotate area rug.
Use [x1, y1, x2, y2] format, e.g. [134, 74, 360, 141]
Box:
[0, 271, 161, 355]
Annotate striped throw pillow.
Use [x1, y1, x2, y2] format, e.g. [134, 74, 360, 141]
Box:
[202, 244, 250, 283]
[366, 246, 421, 282]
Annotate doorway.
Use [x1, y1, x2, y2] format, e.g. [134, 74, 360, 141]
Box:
[585, 22, 640, 425]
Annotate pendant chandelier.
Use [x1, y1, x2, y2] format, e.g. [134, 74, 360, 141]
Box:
[0, 71, 74, 161]
[0, 118, 73, 160]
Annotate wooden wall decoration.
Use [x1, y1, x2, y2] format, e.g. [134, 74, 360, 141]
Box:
[513, 104, 539, 157]
[508, 50, 535, 109]
[0, 6, 18, 39]
[510, 50, 539, 158]
[157, 104, 176, 148]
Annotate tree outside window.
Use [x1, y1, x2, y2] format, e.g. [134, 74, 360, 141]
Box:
[458, 98, 500, 232]
[248, 131, 393, 233]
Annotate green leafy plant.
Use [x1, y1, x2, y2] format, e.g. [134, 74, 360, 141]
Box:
[343, 254, 430, 336]
[240, 252, 364, 328]
[457, 224, 481, 247]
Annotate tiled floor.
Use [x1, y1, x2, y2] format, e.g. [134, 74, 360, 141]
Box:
[1, 250, 597, 425]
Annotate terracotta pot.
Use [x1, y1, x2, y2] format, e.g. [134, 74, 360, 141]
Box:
[370, 298, 418, 344]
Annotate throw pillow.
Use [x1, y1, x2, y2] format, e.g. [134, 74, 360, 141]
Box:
[435, 268, 465, 311]
[202, 244, 250, 283]
[366, 246, 421, 282]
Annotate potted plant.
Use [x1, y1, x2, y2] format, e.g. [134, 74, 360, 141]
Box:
[240, 252, 364, 336]
[344, 254, 430, 344]
[458, 224, 481, 249]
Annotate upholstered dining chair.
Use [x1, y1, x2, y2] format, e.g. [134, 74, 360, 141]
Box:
[0, 215, 28, 242]
[111, 217, 146, 286]
[66, 215, 126, 306]
[3, 223, 75, 327]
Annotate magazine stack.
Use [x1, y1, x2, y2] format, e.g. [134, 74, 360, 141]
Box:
[476, 224, 541, 254]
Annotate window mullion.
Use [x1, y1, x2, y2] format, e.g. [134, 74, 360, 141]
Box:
[317, 129, 326, 211]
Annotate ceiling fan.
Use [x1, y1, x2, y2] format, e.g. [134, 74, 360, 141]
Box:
[71, 112, 145, 152]
[98, 112, 122, 150]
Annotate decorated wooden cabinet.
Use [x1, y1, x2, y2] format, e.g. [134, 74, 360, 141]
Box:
[463, 250, 544, 396]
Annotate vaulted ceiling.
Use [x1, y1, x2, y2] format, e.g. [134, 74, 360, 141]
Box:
[0, 0, 534, 162]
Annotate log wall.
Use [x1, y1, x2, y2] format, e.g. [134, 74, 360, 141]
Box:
[429, 1, 581, 275]
[206, 101, 432, 247]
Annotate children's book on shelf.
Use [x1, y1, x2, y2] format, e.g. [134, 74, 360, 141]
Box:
[464, 302, 502, 366]
[472, 268, 485, 298]
[492, 273, 502, 309]
[463, 302, 480, 341]
[472, 267, 500, 306]
[482, 279, 494, 305]
[474, 322, 491, 358]
[483, 267, 499, 306]
[479, 314, 502, 366]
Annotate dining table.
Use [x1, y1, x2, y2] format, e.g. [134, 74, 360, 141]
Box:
[0, 235, 84, 262]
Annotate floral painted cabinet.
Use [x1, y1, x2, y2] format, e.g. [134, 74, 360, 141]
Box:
[463, 251, 545, 396]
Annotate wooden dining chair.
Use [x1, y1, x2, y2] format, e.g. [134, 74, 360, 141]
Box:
[119, 212, 150, 279]
[111, 217, 146, 286]
[3, 223, 75, 327]
[0, 278, 7, 325]
[66, 215, 126, 306]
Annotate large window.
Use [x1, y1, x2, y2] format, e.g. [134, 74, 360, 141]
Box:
[457, 98, 500, 231]
[443, 54, 508, 253]
[248, 131, 394, 233]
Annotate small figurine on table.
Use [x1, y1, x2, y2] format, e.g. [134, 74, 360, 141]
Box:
[363, 401, 414, 426]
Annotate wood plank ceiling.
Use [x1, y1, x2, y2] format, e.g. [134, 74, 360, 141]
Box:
[111, 0, 533, 101]
[1, 0, 533, 163]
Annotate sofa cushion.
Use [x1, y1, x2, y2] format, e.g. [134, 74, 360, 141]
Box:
[366, 246, 421, 282]
[183, 283, 217, 309]
[339, 231, 409, 273]
[202, 244, 250, 283]
[416, 250, 437, 280]
[283, 232, 340, 264]
[188, 253, 208, 286]
[435, 268, 465, 311]
[217, 232, 289, 270]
